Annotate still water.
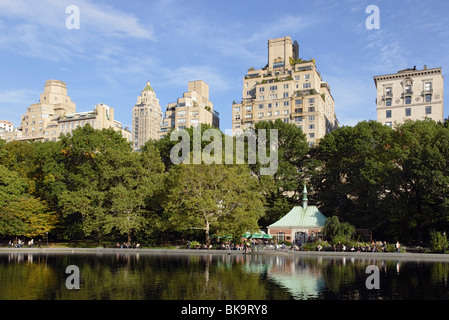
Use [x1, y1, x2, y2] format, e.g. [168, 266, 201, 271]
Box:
[1, 251, 449, 300]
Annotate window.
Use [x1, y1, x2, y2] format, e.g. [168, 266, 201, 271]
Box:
[283, 92, 289, 98]
[234, 107, 240, 112]
[177, 110, 186, 116]
[258, 104, 264, 109]
[405, 85, 412, 94]
[308, 107, 315, 112]
[386, 98, 392, 106]
[405, 108, 411, 117]
[303, 83, 311, 89]
[386, 110, 392, 118]
[294, 76, 300, 81]
[269, 85, 277, 91]
[258, 112, 264, 118]
[259, 96, 264, 101]
[426, 106, 432, 114]
[177, 118, 186, 124]
[309, 115, 315, 121]
[245, 114, 252, 119]
[235, 115, 240, 120]
[309, 98, 315, 104]
[405, 96, 412, 104]
[385, 121, 392, 128]
[295, 108, 303, 113]
[283, 118, 289, 123]
[295, 116, 303, 122]
[305, 74, 310, 80]
[309, 133, 315, 138]
[269, 94, 277, 99]
[385, 87, 392, 96]
[259, 87, 265, 92]
[267, 111, 272, 116]
[283, 101, 289, 107]
[283, 84, 289, 89]
[295, 99, 302, 105]
[425, 94, 432, 103]
[246, 106, 253, 111]
[283, 110, 289, 115]
[267, 103, 272, 108]
[425, 82, 432, 92]
[235, 123, 240, 128]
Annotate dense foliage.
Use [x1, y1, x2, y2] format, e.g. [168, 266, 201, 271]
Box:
[1, 119, 449, 246]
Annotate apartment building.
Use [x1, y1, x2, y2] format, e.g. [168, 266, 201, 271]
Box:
[0, 120, 14, 140]
[132, 81, 162, 150]
[4, 80, 131, 143]
[232, 36, 339, 146]
[374, 66, 444, 127]
[159, 80, 219, 137]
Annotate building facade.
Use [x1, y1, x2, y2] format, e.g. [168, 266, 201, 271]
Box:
[0, 120, 14, 140]
[232, 36, 339, 146]
[374, 66, 444, 127]
[268, 185, 327, 244]
[4, 80, 131, 143]
[132, 81, 162, 150]
[159, 80, 219, 138]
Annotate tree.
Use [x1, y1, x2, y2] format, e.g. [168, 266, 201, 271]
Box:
[31, 125, 133, 240]
[388, 119, 449, 243]
[59, 144, 165, 243]
[0, 165, 57, 238]
[322, 216, 355, 244]
[163, 163, 265, 244]
[309, 121, 397, 234]
[250, 120, 309, 227]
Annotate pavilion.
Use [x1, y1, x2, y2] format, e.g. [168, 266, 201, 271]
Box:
[267, 185, 327, 244]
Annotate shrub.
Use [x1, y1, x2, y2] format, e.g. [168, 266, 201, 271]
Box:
[430, 230, 448, 253]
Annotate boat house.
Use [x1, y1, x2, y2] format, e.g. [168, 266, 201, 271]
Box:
[268, 185, 327, 244]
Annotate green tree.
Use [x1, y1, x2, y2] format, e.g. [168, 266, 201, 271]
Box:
[309, 121, 397, 235]
[0, 165, 57, 238]
[59, 144, 165, 243]
[163, 163, 265, 244]
[322, 216, 355, 244]
[250, 120, 309, 227]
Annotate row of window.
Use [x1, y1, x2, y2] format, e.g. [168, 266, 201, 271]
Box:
[235, 99, 316, 113]
[385, 94, 432, 106]
[385, 106, 432, 119]
[384, 82, 433, 95]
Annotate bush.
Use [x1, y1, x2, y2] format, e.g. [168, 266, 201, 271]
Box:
[430, 230, 448, 253]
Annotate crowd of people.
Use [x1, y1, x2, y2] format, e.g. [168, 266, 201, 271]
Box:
[290, 240, 402, 253]
[116, 242, 141, 249]
[7, 238, 41, 248]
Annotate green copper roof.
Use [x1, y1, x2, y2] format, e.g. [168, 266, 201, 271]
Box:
[268, 206, 327, 228]
[143, 81, 154, 92]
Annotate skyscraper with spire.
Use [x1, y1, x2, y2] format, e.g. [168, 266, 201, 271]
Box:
[132, 81, 162, 150]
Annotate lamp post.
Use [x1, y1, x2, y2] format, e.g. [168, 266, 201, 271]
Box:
[46, 231, 49, 248]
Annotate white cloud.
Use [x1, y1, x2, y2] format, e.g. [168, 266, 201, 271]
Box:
[0, 0, 155, 61]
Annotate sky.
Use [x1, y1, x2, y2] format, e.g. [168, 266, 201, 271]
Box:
[0, 0, 448, 132]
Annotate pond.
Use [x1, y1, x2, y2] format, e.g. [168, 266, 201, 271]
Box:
[1, 250, 449, 300]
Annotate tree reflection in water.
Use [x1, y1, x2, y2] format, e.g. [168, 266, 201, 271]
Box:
[0, 252, 448, 300]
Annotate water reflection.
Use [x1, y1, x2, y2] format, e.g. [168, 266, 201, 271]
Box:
[0, 252, 449, 300]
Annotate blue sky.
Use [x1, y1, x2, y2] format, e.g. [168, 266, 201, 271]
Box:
[0, 0, 448, 132]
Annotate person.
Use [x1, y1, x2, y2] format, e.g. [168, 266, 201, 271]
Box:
[396, 241, 401, 252]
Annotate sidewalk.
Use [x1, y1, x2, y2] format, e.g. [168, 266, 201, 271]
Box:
[1, 246, 449, 261]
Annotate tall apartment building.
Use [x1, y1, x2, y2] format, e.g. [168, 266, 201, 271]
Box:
[232, 36, 339, 146]
[4, 80, 131, 143]
[132, 81, 162, 150]
[0, 120, 14, 140]
[159, 80, 219, 137]
[374, 66, 444, 127]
